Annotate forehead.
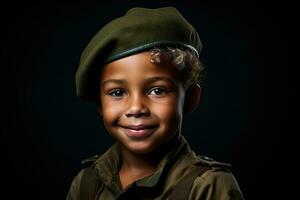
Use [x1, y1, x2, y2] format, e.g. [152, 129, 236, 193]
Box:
[100, 52, 182, 83]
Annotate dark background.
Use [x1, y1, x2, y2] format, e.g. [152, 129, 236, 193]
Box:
[1, 0, 290, 199]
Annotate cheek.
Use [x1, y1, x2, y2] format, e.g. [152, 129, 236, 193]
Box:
[152, 97, 183, 123]
[101, 97, 124, 123]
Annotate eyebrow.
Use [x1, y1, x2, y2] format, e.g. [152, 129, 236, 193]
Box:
[102, 77, 178, 87]
[144, 77, 178, 86]
[102, 79, 126, 87]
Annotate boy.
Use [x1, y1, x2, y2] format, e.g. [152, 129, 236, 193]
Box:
[67, 7, 244, 200]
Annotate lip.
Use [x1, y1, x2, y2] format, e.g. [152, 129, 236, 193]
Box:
[119, 124, 158, 138]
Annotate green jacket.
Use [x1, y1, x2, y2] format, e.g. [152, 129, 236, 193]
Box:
[66, 136, 244, 200]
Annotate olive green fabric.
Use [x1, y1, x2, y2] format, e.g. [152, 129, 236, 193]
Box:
[66, 136, 244, 200]
[75, 7, 202, 100]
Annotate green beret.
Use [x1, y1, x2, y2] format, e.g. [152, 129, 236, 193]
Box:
[76, 7, 202, 100]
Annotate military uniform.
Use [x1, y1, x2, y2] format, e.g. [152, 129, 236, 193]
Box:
[66, 136, 244, 200]
[70, 6, 244, 200]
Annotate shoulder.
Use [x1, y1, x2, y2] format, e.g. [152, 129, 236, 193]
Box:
[196, 155, 231, 170]
[70, 154, 101, 183]
[189, 170, 244, 199]
[189, 156, 244, 199]
[76, 154, 102, 181]
[81, 154, 101, 167]
[66, 154, 102, 200]
[193, 155, 234, 184]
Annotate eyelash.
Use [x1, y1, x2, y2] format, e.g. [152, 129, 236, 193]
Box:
[108, 89, 126, 97]
[107, 87, 170, 98]
[148, 87, 169, 96]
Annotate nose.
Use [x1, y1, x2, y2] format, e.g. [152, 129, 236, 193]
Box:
[125, 93, 150, 118]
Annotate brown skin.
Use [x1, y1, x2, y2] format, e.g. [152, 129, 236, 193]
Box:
[98, 52, 200, 189]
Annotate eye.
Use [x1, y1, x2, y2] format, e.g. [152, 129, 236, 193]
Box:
[108, 89, 126, 97]
[148, 87, 168, 96]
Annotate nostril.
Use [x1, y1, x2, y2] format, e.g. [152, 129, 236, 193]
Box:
[126, 112, 144, 118]
[125, 105, 150, 117]
[126, 107, 150, 117]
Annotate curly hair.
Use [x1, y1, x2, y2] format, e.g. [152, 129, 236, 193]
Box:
[148, 47, 205, 88]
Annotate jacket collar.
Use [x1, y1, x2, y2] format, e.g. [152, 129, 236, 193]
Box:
[93, 135, 193, 192]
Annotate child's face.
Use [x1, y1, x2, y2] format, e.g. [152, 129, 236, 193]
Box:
[98, 52, 186, 154]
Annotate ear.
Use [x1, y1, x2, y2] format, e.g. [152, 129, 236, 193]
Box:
[183, 83, 201, 114]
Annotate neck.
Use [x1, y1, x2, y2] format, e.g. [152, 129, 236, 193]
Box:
[120, 149, 157, 175]
[118, 135, 181, 189]
[120, 135, 180, 174]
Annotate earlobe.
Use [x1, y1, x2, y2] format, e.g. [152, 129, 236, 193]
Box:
[184, 84, 201, 114]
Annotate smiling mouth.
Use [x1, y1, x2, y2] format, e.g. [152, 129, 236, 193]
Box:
[119, 125, 158, 138]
